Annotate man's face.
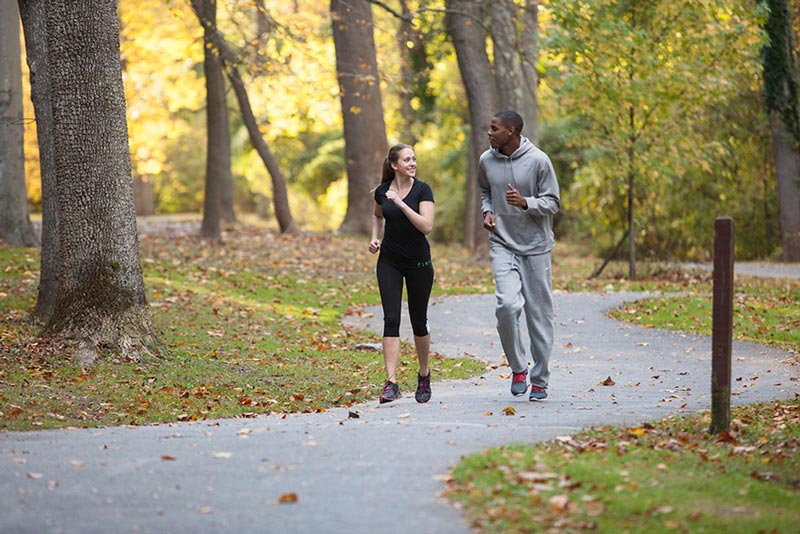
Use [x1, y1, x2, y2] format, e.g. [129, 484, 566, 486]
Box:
[487, 117, 512, 149]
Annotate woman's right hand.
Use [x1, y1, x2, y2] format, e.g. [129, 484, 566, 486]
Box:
[369, 239, 381, 254]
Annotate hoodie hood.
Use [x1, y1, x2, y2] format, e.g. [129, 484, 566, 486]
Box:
[490, 136, 535, 161]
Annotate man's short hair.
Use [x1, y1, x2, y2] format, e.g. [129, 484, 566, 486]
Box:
[494, 110, 523, 135]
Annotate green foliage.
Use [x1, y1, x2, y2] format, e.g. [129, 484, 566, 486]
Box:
[543, 0, 771, 260]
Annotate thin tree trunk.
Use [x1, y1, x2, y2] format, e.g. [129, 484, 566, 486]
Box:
[18, 0, 59, 323]
[446, 0, 499, 253]
[197, 0, 233, 240]
[0, 0, 38, 247]
[332, 0, 388, 235]
[29, 0, 158, 362]
[191, 1, 297, 233]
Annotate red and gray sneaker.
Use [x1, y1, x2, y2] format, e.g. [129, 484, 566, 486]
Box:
[529, 385, 548, 401]
[415, 371, 431, 403]
[510, 370, 528, 396]
[380, 380, 402, 404]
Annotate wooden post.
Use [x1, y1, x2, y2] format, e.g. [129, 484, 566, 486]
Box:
[710, 217, 734, 434]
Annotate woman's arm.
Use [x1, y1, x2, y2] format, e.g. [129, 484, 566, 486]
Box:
[369, 203, 383, 254]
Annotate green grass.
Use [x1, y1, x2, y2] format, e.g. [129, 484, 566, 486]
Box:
[0, 229, 489, 431]
[608, 275, 799, 354]
[446, 399, 800, 533]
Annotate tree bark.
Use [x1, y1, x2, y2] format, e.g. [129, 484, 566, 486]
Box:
[332, 0, 388, 235]
[0, 0, 38, 247]
[770, 112, 800, 259]
[18, 0, 59, 323]
[197, 0, 234, 240]
[24, 0, 159, 362]
[762, 0, 800, 261]
[190, 1, 297, 233]
[446, 0, 499, 252]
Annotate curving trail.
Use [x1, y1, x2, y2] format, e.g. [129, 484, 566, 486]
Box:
[1, 291, 796, 534]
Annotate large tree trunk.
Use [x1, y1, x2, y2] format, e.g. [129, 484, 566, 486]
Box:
[489, 0, 539, 143]
[18, 0, 59, 323]
[191, 1, 297, 233]
[770, 113, 800, 259]
[332, 0, 388, 235]
[762, 0, 800, 261]
[0, 0, 38, 247]
[23, 0, 159, 363]
[446, 0, 499, 252]
[197, 0, 234, 240]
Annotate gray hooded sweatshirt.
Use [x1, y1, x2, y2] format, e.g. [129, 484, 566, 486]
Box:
[478, 136, 560, 255]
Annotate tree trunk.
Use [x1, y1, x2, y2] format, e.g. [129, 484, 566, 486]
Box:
[519, 0, 540, 143]
[446, 0, 499, 252]
[197, 0, 234, 240]
[27, 0, 159, 362]
[761, 0, 800, 261]
[190, 1, 297, 233]
[18, 0, 59, 323]
[0, 0, 38, 247]
[489, 0, 539, 143]
[332, 0, 388, 235]
[769, 112, 800, 259]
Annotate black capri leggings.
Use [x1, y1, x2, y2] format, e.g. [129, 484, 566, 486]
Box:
[376, 261, 434, 337]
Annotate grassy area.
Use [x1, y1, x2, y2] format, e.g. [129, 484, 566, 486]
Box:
[1, 230, 797, 432]
[445, 399, 799, 533]
[0, 229, 491, 431]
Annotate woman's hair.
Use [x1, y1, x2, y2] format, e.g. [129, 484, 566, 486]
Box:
[381, 144, 413, 183]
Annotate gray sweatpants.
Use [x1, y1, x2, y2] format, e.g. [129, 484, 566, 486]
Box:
[489, 245, 554, 388]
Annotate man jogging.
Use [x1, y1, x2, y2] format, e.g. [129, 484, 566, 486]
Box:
[478, 110, 561, 401]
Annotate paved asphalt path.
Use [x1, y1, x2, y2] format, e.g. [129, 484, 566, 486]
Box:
[2, 286, 798, 533]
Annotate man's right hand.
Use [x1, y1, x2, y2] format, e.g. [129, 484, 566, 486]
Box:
[483, 211, 496, 231]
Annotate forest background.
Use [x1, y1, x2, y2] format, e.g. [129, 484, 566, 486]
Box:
[11, 0, 794, 262]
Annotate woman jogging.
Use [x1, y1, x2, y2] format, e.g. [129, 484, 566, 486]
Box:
[369, 144, 435, 404]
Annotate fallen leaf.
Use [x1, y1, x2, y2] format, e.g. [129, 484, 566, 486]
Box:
[502, 406, 516, 416]
[276, 492, 299, 504]
[212, 452, 233, 459]
[161, 455, 176, 461]
[599, 376, 616, 386]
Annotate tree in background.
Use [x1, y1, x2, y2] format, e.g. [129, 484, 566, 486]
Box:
[0, 0, 37, 247]
[332, 0, 388, 235]
[761, 0, 800, 261]
[446, 0, 498, 252]
[546, 0, 765, 275]
[197, 0, 235, 240]
[18, 0, 159, 362]
[191, 0, 297, 233]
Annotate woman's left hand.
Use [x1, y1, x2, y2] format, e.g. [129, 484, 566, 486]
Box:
[369, 239, 381, 254]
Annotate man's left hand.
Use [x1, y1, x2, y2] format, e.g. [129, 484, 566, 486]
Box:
[505, 184, 528, 209]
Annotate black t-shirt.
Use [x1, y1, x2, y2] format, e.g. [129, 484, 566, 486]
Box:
[374, 179, 434, 269]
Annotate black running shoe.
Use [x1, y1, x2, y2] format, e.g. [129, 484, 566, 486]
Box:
[415, 371, 431, 403]
[379, 380, 401, 404]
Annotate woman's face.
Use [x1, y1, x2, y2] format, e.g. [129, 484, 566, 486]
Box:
[392, 148, 417, 178]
